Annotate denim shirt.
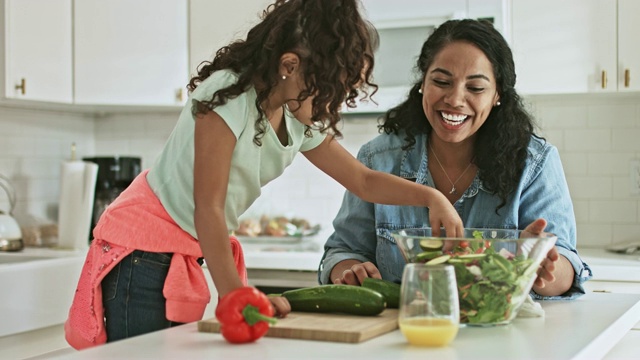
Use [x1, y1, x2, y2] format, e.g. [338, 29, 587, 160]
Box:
[319, 132, 593, 300]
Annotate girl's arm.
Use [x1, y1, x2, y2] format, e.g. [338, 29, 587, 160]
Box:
[194, 110, 291, 316]
[193, 110, 245, 298]
[303, 136, 463, 236]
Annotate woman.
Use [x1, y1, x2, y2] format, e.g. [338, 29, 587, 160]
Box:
[318, 19, 592, 299]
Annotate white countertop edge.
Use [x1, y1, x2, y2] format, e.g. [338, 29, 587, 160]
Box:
[573, 297, 640, 359]
[242, 251, 323, 271]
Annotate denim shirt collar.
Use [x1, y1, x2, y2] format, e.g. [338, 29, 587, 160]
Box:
[400, 134, 487, 201]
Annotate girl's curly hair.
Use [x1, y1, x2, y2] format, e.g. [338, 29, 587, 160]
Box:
[187, 0, 378, 145]
[379, 19, 541, 210]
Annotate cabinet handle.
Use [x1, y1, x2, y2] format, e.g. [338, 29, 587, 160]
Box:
[601, 70, 607, 89]
[175, 88, 184, 103]
[625, 69, 630, 88]
[15, 78, 26, 95]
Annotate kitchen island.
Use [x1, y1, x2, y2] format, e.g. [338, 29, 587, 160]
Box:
[32, 292, 640, 360]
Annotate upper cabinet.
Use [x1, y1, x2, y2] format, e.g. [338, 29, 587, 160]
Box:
[512, 0, 640, 94]
[189, 0, 270, 75]
[617, 0, 640, 92]
[73, 0, 188, 106]
[1, 0, 73, 103]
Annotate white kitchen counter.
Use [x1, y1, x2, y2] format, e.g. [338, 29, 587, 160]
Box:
[0, 247, 86, 337]
[578, 248, 640, 282]
[28, 292, 640, 360]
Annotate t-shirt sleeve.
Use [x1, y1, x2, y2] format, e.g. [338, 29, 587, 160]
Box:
[190, 70, 250, 139]
[299, 128, 328, 152]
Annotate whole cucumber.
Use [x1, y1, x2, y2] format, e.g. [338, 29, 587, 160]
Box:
[282, 284, 386, 316]
[362, 277, 401, 309]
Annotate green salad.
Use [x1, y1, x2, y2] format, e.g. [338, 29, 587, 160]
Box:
[417, 230, 536, 325]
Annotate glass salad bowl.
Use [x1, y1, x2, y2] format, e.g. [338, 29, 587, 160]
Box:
[391, 227, 557, 326]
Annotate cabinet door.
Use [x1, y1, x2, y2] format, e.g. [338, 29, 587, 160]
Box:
[2, 0, 72, 102]
[189, 0, 270, 75]
[74, 0, 188, 106]
[511, 0, 616, 94]
[618, 0, 640, 92]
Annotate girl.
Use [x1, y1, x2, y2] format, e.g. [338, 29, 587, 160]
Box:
[65, 0, 463, 349]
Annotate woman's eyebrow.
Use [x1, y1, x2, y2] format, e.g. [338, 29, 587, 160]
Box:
[431, 68, 491, 82]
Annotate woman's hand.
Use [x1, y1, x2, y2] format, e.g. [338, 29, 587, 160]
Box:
[534, 246, 559, 287]
[331, 260, 381, 285]
[268, 295, 291, 318]
[522, 218, 574, 295]
[522, 218, 555, 286]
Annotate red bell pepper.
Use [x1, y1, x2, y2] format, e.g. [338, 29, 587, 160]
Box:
[215, 286, 277, 344]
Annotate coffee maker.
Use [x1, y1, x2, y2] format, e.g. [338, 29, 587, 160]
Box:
[83, 156, 141, 242]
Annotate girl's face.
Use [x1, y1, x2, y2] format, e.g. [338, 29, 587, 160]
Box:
[286, 95, 315, 126]
[420, 41, 500, 145]
[285, 69, 316, 126]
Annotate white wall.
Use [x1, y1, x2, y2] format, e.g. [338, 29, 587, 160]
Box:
[0, 106, 94, 223]
[1, 93, 640, 248]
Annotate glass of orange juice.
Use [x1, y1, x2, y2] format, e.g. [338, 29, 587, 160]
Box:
[399, 263, 459, 347]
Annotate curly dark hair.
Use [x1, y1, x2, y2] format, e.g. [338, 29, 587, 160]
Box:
[379, 19, 540, 209]
[187, 0, 378, 145]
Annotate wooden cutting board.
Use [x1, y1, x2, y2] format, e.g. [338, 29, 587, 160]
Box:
[198, 309, 399, 343]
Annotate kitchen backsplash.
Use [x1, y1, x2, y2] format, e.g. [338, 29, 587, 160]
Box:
[1, 93, 639, 248]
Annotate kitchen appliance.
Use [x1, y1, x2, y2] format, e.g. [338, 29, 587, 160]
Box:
[0, 174, 23, 251]
[83, 156, 141, 242]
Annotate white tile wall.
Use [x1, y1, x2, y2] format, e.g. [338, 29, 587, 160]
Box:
[0, 106, 94, 223]
[1, 93, 639, 248]
[528, 94, 640, 247]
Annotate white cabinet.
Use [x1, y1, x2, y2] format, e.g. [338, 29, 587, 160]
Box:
[189, 0, 270, 75]
[73, 0, 188, 106]
[511, 0, 640, 95]
[1, 0, 73, 103]
[617, 0, 640, 92]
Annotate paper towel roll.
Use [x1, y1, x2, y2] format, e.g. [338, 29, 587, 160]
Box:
[57, 161, 98, 250]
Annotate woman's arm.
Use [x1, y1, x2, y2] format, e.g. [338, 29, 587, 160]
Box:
[303, 136, 463, 236]
[519, 144, 591, 298]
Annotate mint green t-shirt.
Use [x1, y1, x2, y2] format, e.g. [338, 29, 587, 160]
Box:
[146, 70, 327, 238]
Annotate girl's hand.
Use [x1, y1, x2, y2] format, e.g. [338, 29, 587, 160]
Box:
[428, 192, 464, 237]
[268, 295, 291, 318]
[333, 261, 381, 285]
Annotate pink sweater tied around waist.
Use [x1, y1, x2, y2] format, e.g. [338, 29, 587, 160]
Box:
[64, 170, 247, 350]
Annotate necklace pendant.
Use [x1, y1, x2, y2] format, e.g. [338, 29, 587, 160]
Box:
[449, 186, 457, 195]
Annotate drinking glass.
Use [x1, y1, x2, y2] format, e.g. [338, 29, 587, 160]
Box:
[399, 263, 460, 347]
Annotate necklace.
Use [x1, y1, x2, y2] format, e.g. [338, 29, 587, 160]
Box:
[429, 143, 473, 195]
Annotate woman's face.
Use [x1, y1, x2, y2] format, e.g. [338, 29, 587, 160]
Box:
[420, 41, 499, 145]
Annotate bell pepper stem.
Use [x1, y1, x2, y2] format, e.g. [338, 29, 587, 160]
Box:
[242, 304, 278, 326]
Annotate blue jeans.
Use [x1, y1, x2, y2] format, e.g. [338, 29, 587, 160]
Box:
[101, 250, 183, 342]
